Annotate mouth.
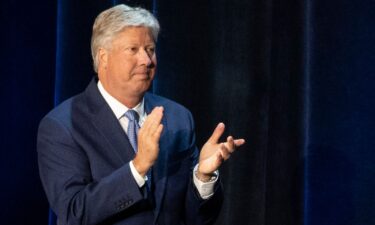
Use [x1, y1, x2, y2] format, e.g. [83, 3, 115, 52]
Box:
[132, 72, 150, 79]
[132, 67, 153, 79]
[133, 72, 148, 75]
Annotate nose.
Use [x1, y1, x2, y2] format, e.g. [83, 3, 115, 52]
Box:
[138, 48, 153, 67]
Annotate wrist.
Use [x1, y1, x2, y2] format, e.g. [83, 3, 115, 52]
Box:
[133, 156, 151, 177]
[196, 172, 212, 182]
[196, 169, 215, 183]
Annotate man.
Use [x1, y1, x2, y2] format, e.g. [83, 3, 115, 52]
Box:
[38, 4, 245, 225]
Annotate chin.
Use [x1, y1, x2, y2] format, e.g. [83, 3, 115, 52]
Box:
[134, 83, 152, 94]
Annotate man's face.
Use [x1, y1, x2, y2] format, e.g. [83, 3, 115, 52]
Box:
[98, 26, 157, 101]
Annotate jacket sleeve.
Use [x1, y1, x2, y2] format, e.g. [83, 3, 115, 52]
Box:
[184, 147, 224, 225]
[183, 112, 224, 225]
[37, 116, 146, 225]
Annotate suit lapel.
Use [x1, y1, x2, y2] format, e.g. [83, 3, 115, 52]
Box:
[84, 80, 168, 221]
[144, 93, 169, 223]
[84, 78, 135, 165]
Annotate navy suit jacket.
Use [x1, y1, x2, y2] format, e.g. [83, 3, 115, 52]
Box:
[37, 79, 223, 225]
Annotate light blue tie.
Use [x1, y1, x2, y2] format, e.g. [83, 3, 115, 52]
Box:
[124, 110, 140, 152]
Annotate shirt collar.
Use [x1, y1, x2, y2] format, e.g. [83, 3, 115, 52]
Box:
[97, 80, 145, 120]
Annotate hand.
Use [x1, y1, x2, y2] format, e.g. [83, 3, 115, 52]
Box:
[197, 123, 245, 182]
[133, 106, 164, 176]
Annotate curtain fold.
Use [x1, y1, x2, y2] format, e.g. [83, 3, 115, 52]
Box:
[155, 0, 305, 224]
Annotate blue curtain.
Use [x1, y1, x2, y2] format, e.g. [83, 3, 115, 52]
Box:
[0, 0, 374, 224]
[306, 1, 375, 224]
[0, 1, 56, 224]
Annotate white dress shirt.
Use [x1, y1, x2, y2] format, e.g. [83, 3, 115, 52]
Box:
[97, 81, 217, 199]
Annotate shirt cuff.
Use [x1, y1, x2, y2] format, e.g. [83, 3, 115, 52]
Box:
[193, 164, 219, 199]
[129, 160, 147, 187]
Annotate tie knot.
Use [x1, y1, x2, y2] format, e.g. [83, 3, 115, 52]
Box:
[124, 110, 140, 122]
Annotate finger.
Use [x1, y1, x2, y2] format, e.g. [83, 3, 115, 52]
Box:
[148, 108, 163, 135]
[215, 150, 224, 166]
[224, 136, 235, 153]
[152, 124, 164, 142]
[142, 106, 163, 133]
[219, 144, 231, 161]
[208, 123, 225, 144]
[144, 106, 163, 125]
[233, 139, 246, 147]
[140, 108, 156, 131]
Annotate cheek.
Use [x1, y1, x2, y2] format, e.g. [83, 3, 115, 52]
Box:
[149, 67, 156, 79]
[110, 53, 135, 71]
[150, 56, 157, 75]
[116, 61, 136, 78]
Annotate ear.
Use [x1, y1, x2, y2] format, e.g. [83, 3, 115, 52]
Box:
[98, 47, 108, 69]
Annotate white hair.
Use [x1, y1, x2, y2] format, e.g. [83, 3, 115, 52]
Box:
[91, 4, 160, 72]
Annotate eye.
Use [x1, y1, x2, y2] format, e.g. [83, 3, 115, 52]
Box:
[125, 46, 138, 54]
[146, 46, 155, 55]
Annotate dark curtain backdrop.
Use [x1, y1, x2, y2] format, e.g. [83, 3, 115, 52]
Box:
[1, 0, 374, 225]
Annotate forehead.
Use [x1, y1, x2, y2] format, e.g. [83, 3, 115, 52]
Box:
[112, 26, 155, 45]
